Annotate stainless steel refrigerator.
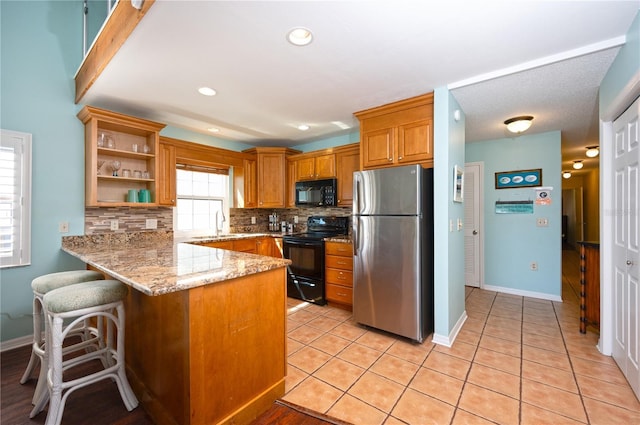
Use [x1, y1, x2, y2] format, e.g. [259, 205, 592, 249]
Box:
[352, 164, 433, 342]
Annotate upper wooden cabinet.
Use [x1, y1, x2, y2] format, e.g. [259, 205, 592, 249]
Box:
[243, 158, 258, 208]
[157, 142, 176, 206]
[335, 144, 360, 207]
[294, 153, 336, 181]
[78, 106, 165, 207]
[243, 147, 300, 208]
[355, 92, 433, 170]
[286, 159, 297, 208]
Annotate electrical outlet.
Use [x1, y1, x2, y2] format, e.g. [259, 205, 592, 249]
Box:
[58, 221, 69, 233]
[293, 216, 299, 224]
[250, 216, 256, 224]
[457, 218, 463, 231]
[530, 262, 538, 271]
[110, 220, 119, 231]
[536, 218, 549, 227]
[145, 219, 157, 229]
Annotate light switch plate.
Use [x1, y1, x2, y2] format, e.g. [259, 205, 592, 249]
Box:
[146, 219, 157, 229]
[58, 221, 69, 233]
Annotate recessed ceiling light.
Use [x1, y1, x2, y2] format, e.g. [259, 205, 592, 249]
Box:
[198, 87, 217, 96]
[287, 27, 313, 46]
[207, 127, 220, 133]
[297, 124, 310, 131]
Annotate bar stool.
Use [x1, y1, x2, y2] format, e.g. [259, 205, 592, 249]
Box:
[30, 279, 138, 425]
[20, 270, 105, 403]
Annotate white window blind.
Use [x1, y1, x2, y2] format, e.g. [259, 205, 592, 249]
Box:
[0, 129, 32, 268]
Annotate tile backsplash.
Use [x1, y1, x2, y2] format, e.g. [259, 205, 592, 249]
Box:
[229, 206, 352, 233]
[85, 207, 173, 234]
[85, 206, 351, 235]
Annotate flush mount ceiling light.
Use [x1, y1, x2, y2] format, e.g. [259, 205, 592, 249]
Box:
[207, 127, 220, 133]
[198, 87, 217, 96]
[586, 146, 599, 158]
[504, 116, 534, 134]
[287, 27, 313, 46]
[573, 160, 584, 170]
[297, 124, 310, 131]
[563, 171, 572, 179]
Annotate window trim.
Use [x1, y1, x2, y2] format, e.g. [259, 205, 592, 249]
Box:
[173, 168, 230, 237]
[0, 129, 32, 268]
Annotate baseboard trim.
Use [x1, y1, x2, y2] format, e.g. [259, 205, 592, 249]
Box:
[482, 284, 562, 302]
[1, 335, 32, 353]
[432, 310, 468, 348]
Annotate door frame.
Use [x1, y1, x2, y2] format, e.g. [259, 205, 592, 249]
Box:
[598, 74, 640, 356]
[464, 161, 484, 289]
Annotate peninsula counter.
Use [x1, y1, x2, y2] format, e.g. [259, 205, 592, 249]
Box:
[62, 232, 291, 425]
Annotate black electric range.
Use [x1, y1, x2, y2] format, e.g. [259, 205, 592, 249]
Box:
[282, 216, 349, 305]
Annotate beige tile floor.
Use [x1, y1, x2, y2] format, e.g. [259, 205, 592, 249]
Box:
[282, 250, 640, 424]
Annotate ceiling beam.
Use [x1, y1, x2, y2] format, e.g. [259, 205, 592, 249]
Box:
[75, 0, 155, 104]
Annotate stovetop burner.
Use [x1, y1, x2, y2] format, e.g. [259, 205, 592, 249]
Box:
[284, 216, 349, 241]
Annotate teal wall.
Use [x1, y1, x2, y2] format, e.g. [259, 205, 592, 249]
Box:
[433, 87, 466, 340]
[600, 12, 640, 113]
[0, 0, 87, 341]
[293, 131, 360, 152]
[161, 126, 254, 152]
[466, 131, 562, 299]
[86, 0, 109, 54]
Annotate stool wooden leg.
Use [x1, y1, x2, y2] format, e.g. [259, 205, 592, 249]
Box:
[113, 303, 138, 410]
[43, 315, 65, 425]
[20, 296, 42, 385]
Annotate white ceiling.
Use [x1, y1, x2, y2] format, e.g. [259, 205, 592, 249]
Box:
[82, 0, 640, 175]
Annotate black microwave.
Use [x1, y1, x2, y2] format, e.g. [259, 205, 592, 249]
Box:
[295, 178, 337, 207]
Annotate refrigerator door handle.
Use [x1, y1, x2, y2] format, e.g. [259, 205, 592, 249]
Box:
[354, 173, 362, 214]
[352, 216, 359, 256]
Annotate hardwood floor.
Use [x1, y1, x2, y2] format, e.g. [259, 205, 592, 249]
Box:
[1, 344, 337, 425]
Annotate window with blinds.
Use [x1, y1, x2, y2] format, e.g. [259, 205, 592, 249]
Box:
[0, 130, 32, 268]
[174, 167, 229, 237]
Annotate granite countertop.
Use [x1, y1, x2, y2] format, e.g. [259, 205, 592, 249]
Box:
[62, 231, 291, 296]
[324, 235, 352, 243]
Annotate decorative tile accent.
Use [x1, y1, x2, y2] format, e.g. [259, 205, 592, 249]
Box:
[229, 206, 351, 233]
[85, 207, 173, 234]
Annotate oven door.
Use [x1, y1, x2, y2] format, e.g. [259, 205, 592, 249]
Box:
[283, 238, 326, 304]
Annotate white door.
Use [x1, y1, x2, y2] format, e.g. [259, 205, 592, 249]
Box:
[464, 162, 483, 287]
[612, 96, 640, 400]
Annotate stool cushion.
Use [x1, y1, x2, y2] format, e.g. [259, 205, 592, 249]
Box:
[31, 270, 104, 295]
[43, 280, 128, 314]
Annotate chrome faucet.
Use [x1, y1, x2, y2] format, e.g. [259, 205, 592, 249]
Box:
[215, 210, 226, 235]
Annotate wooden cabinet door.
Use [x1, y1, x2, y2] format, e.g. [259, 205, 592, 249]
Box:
[398, 119, 433, 164]
[233, 238, 257, 253]
[336, 148, 359, 207]
[243, 158, 257, 208]
[314, 154, 336, 178]
[296, 157, 315, 181]
[257, 152, 285, 208]
[256, 238, 273, 256]
[362, 128, 394, 168]
[286, 160, 297, 208]
[157, 143, 176, 206]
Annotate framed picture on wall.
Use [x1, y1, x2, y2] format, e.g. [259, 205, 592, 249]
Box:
[453, 165, 464, 203]
[495, 168, 542, 189]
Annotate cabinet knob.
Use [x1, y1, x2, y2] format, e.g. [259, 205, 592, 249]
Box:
[398, 156, 403, 160]
[388, 157, 393, 162]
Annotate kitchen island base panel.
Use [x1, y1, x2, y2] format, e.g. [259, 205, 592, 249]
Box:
[122, 268, 287, 425]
